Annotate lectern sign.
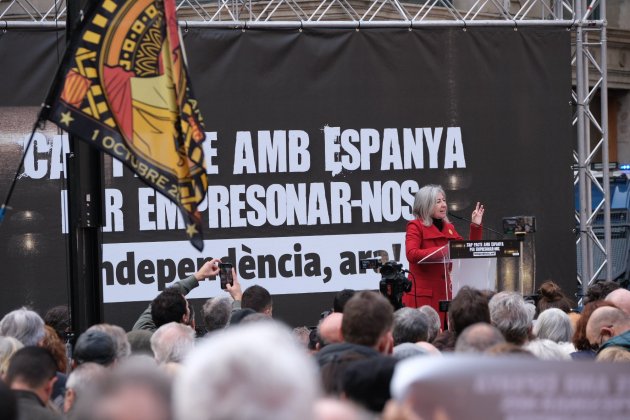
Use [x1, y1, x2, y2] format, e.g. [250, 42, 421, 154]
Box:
[449, 240, 521, 259]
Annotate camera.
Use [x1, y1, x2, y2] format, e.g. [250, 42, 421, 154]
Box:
[502, 216, 536, 235]
[360, 259, 412, 309]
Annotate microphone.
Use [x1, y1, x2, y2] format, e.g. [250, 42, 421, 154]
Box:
[447, 211, 504, 238]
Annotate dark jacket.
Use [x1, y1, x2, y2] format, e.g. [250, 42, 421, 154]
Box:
[14, 390, 63, 420]
[599, 329, 630, 353]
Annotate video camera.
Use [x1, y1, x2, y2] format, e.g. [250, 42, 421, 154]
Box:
[360, 258, 412, 309]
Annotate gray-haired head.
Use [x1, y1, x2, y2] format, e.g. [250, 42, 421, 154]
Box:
[393, 308, 429, 346]
[88, 324, 132, 360]
[534, 308, 573, 343]
[71, 356, 172, 420]
[523, 339, 571, 361]
[64, 362, 108, 414]
[455, 323, 506, 353]
[202, 297, 232, 333]
[0, 307, 45, 347]
[412, 185, 449, 227]
[488, 292, 530, 345]
[150, 322, 195, 364]
[418, 306, 441, 342]
[174, 322, 320, 420]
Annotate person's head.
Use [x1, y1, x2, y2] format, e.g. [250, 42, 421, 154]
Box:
[585, 306, 630, 350]
[340, 356, 397, 412]
[72, 357, 172, 420]
[41, 325, 67, 373]
[448, 286, 490, 336]
[488, 292, 530, 345]
[73, 329, 117, 367]
[318, 312, 344, 347]
[413, 185, 449, 226]
[150, 322, 196, 364]
[536, 281, 574, 315]
[202, 297, 232, 333]
[126, 330, 154, 357]
[584, 280, 621, 304]
[174, 322, 320, 420]
[151, 288, 189, 329]
[6, 347, 58, 403]
[44, 305, 71, 341]
[0, 336, 23, 378]
[392, 308, 429, 346]
[455, 323, 505, 353]
[0, 307, 45, 347]
[418, 306, 441, 342]
[523, 339, 571, 361]
[572, 300, 618, 351]
[342, 291, 394, 353]
[88, 324, 131, 360]
[333, 289, 356, 313]
[242, 285, 273, 315]
[64, 362, 108, 414]
[605, 288, 630, 315]
[534, 308, 573, 343]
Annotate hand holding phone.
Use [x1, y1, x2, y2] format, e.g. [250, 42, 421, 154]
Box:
[219, 262, 234, 290]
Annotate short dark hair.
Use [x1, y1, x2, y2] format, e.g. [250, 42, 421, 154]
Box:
[584, 280, 621, 304]
[342, 291, 394, 347]
[449, 286, 490, 336]
[43, 305, 70, 340]
[6, 347, 57, 388]
[242, 285, 272, 313]
[392, 308, 429, 345]
[333, 289, 356, 313]
[151, 288, 187, 328]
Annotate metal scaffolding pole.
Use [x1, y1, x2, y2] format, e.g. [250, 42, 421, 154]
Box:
[575, 0, 591, 297]
[600, 1, 611, 282]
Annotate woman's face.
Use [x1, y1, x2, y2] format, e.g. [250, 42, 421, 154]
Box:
[431, 192, 447, 219]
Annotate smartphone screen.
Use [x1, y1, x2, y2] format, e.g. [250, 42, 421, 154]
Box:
[219, 263, 233, 289]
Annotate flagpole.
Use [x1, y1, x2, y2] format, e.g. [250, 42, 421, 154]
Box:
[65, 0, 104, 335]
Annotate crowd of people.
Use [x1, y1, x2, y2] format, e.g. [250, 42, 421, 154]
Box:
[1, 250, 630, 420]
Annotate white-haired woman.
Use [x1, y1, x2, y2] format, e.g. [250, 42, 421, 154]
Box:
[403, 185, 484, 323]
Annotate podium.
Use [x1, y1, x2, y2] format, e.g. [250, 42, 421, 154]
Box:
[418, 239, 521, 298]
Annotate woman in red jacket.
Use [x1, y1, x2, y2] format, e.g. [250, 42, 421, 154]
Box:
[403, 185, 485, 321]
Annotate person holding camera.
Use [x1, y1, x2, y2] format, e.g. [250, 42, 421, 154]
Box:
[404, 185, 484, 324]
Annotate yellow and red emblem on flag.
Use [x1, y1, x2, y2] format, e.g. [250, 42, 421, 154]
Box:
[46, 0, 208, 250]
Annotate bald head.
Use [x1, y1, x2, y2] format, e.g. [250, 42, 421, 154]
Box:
[605, 289, 630, 315]
[455, 323, 506, 353]
[585, 306, 630, 348]
[318, 313, 343, 346]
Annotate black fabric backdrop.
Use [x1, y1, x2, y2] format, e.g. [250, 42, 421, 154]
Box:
[0, 27, 574, 328]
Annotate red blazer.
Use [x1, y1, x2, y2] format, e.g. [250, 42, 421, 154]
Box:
[403, 218, 483, 318]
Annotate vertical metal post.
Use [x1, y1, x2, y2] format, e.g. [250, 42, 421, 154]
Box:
[575, 0, 591, 298]
[66, 0, 104, 334]
[600, 0, 612, 281]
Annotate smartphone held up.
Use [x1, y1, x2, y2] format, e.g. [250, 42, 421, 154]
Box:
[219, 262, 234, 290]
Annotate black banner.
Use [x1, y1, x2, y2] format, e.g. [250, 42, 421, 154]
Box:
[0, 27, 574, 328]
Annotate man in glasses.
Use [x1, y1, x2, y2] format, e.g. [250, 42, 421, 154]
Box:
[585, 306, 630, 353]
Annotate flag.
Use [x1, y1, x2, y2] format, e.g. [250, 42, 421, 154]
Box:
[45, 0, 208, 250]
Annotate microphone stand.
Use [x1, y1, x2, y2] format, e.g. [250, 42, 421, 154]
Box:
[447, 212, 505, 238]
